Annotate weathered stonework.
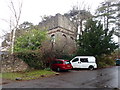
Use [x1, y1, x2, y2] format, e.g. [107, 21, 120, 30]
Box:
[1, 55, 28, 72]
[1, 13, 77, 72]
[47, 27, 76, 54]
[39, 13, 77, 33]
[39, 13, 77, 54]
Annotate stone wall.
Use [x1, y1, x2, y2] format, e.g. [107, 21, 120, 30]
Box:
[38, 14, 77, 55]
[1, 54, 28, 73]
[38, 13, 77, 35]
[0, 14, 77, 73]
[47, 27, 76, 55]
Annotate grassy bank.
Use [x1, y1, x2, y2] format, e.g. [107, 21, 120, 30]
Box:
[0, 70, 56, 81]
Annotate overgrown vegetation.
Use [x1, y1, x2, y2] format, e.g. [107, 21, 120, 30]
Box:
[97, 55, 115, 68]
[15, 51, 43, 69]
[2, 0, 119, 70]
[13, 29, 53, 69]
[77, 19, 118, 67]
[14, 17, 118, 69]
[15, 50, 54, 69]
[56, 54, 76, 61]
[14, 29, 47, 52]
[1, 70, 56, 80]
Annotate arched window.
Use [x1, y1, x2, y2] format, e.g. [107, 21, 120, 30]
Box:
[51, 34, 55, 43]
[62, 34, 66, 37]
[71, 37, 74, 40]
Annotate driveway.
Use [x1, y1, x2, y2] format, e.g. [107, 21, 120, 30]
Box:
[2, 66, 120, 88]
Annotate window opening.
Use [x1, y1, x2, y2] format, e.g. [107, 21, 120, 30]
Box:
[51, 34, 55, 43]
[72, 58, 79, 62]
[80, 58, 88, 62]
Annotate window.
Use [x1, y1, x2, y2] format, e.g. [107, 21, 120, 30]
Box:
[56, 61, 63, 64]
[52, 61, 63, 64]
[51, 34, 55, 43]
[80, 58, 88, 62]
[72, 58, 79, 62]
[64, 61, 70, 64]
[62, 34, 66, 37]
[71, 37, 74, 40]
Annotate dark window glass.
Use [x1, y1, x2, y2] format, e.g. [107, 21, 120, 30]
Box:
[72, 58, 79, 62]
[51, 34, 55, 42]
[62, 34, 66, 37]
[52, 61, 63, 64]
[80, 58, 88, 62]
[51, 34, 55, 37]
[57, 61, 63, 64]
[71, 37, 74, 40]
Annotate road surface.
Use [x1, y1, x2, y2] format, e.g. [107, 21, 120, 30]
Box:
[2, 66, 120, 88]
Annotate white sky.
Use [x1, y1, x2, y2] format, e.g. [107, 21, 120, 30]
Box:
[0, 0, 118, 46]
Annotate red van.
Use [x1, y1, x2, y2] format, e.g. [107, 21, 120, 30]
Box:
[50, 59, 72, 71]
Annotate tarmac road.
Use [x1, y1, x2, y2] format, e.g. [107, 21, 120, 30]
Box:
[2, 66, 120, 88]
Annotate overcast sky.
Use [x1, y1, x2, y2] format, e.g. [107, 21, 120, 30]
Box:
[0, 0, 118, 46]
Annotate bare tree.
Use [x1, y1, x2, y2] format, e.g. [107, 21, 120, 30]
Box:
[8, 0, 23, 54]
[64, 2, 92, 37]
[8, 0, 23, 72]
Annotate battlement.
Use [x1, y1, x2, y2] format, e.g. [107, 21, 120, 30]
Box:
[38, 13, 77, 33]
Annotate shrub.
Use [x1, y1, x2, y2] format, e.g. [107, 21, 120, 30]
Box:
[98, 61, 108, 68]
[15, 50, 46, 69]
[14, 29, 47, 52]
[97, 55, 115, 68]
[44, 68, 52, 71]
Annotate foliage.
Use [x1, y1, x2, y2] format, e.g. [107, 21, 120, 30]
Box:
[1, 70, 55, 80]
[15, 50, 47, 69]
[4, 28, 51, 70]
[95, 1, 115, 29]
[14, 29, 47, 52]
[44, 68, 52, 71]
[77, 19, 118, 57]
[95, 1, 120, 67]
[41, 15, 52, 21]
[95, 1, 120, 35]
[114, 1, 120, 37]
[97, 55, 115, 68]
[56, 54, 76, 61]
[111, 49, 120, 59]
[64, 5, 92, 34]
[19, 21, 34, 30]
[15, 42, 55, 69]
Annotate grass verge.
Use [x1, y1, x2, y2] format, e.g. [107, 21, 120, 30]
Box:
[0, 70, 56, 81]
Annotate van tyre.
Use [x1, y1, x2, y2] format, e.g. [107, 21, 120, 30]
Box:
[89, 66, 94, 70]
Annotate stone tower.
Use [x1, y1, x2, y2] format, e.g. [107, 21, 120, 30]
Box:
[38, 13, 77, 55]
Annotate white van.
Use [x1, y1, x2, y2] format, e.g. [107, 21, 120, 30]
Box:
[70, 56, 97, 70]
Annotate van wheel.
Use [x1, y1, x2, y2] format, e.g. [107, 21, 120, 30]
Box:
[89, 66, 94, 70]
[56, 68, 61, 72]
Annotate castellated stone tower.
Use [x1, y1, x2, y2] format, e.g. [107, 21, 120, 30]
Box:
[38, 13, 77, 55]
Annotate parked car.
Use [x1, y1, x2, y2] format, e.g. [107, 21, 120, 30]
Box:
[50, 59, 73, 71]
[116, 58, 120, 66]
[70, 56, 97, 70]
